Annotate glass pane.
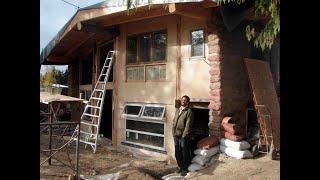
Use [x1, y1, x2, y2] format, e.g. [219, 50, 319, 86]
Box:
[126, 131, 164, 148]
[127, 68, 134, 80]
[139, 34, 152, 62]
[127, 67, 144, 81]
[146, 66, 159, 80]
[159, 66, 166, 80]
[127, 36, 137, 64]
[126, 120, 164, 134]
[153, 32, 167, 61]
[142, 106, 165, 118]
[191, 30, 204, 57]
[123, 105, 142, 115]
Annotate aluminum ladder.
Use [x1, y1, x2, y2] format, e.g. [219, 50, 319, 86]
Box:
[71, 50, 114, 153]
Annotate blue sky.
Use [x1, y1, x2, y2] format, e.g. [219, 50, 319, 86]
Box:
[40, 0, 104, 74]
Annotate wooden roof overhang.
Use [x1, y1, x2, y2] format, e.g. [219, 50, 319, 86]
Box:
[41, 3, 218, 65]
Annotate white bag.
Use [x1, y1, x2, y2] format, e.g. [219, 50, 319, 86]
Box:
[193, 146, 220, 158]
[220, 145, 253, 159]
[191, 155, 211, 166]
[220, 138, 251, 150]
[188, 163, 204, 172]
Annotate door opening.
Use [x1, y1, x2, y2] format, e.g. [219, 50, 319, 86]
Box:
[189, 107, 209, 157]
[99, 90, 113, 140]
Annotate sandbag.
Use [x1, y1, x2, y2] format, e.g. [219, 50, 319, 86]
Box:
[220, 145, 253, 159]
[197, 135, 219, 149]
[191, 155, 211, 166]
[188, 163, 204, 172]
[220, 138, 251, 150]
[221, 123, 242, 135]
[221, 130, 244, 141]
[194, 146, 220, 158]
[222, 117, 236, 124]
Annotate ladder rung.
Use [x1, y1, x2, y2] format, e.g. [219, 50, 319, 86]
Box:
[73, 138, 96, 146]
[91, 97, 102, 101]
[104, 66, 109, 68]
[80, 121, 98, 127]
[94, 89, 104, 92]
[86, 105, 101, 109]
[97, 81, 106, 84]
[79, 131, 97, 137]
[83, 113, 99, 118]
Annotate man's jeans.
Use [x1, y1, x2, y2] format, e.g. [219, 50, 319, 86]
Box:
[174, 136, 192, 170]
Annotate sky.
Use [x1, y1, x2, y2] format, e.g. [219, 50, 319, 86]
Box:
[40, 0, 105, 74]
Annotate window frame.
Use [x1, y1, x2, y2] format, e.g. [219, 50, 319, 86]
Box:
[140, 104, 166, 121]
[126, 29, 167, 65]
[122, 103, 166, 151]
[190, 29, 205, 58]
[122, 103, 143, 119]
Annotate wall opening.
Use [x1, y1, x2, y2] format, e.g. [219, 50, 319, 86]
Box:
[189, 105, 209, 156]
[99, 90, 113, 140]
[99, 42, 114, 82]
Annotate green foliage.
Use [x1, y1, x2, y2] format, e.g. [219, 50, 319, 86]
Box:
[40, 66, 68, 88]
[125, 0, 280, 51]
[217, 0, 280, 51]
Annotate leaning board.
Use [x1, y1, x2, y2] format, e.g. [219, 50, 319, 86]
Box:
[244, 58, 280, 150]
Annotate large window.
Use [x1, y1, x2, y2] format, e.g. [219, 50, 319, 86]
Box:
[126, 30, 167, 82]
[122, 103, 166, 151]
[191, 29, 205, 57]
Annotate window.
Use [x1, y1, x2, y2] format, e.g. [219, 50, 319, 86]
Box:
[126, 66, 144, 81]
[126, 30, 167, 82]
[146, 65, 166, 81]
[122, 103, 166, 151]
[127, 36, 138, 64]
[191, 29, 205, 57]
[122, 104, 143, 118]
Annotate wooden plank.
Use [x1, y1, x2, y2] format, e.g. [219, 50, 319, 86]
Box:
[173, 3, 212, 20]
[244, 58, 280, 150]
[201, 0, 218, 8]
[98, 6, 173, 27]
[65, 32, 95, 57]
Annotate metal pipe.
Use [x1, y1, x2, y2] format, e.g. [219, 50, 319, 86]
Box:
[48, 102, 52, 165]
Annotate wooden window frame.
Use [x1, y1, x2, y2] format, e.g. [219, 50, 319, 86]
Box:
[190, 29, 205, 58]
[126, 29, 167, 65]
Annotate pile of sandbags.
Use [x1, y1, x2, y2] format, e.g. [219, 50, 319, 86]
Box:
[219, 117, 253, 159]
[188, 136, 220, 172]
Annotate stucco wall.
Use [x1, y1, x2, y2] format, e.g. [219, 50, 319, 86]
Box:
[180, 16, 210, 101]
[114, 15, 179, 159]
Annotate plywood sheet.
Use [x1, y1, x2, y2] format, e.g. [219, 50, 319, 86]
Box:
[244, 58, 280, 149]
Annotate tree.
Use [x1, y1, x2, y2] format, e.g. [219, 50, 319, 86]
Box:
[217, 0, 280, 51]
[40, 67, 68, 87]
[126, 0, 280, 51]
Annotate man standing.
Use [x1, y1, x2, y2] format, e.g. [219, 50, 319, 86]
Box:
[172, 95, 194, 176]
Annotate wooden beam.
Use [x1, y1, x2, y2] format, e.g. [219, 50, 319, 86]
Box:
[46, 56, 71, 64]
[75, 22, 120, 37]
[201, 0, 218, 8]
[98, 6, 174, 27]
[65, 32, 95, 57]
[173, 4, 212, 20]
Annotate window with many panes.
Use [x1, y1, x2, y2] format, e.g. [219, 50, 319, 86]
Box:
[122, 103, 166, 151]
[191, 29, 205, 57]
[126, 30, 167, 82]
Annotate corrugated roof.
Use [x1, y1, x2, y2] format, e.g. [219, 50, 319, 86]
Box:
[40, 0, 217, 65]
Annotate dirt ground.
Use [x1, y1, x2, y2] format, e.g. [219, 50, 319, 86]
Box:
[40, 135, 279, 180]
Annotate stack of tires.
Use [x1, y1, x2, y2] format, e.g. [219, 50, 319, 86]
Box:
[219, 117, 253, 159]
[188, 136, 220, 172]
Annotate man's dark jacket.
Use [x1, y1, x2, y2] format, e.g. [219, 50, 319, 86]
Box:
[172, 107, 193, 138]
